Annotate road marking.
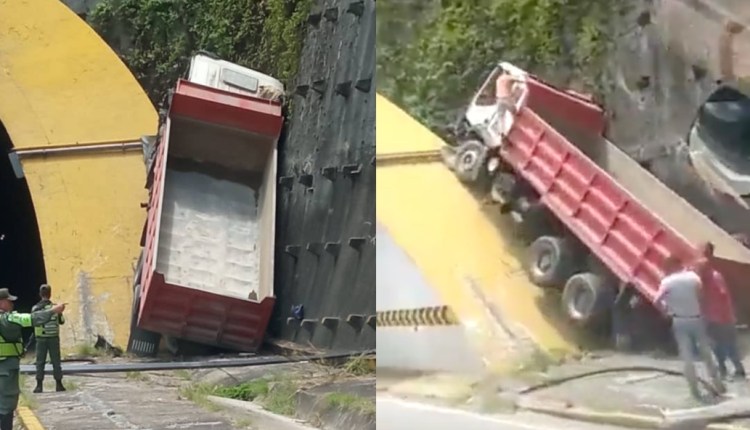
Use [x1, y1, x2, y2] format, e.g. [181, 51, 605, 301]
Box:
[377, 306, 459, 327]
[17, 406, 45, 430]
[377, 396, 566, 430]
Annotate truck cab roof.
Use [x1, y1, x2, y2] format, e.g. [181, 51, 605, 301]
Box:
[187, 54, 284, 103]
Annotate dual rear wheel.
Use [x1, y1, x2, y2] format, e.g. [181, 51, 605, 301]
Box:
[525, 235, 616, 330]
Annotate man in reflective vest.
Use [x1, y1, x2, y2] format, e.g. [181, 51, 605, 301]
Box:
[0, 288, 64, 430]
[32, 284, 66, 393]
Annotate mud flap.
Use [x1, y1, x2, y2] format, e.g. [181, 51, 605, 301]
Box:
[127, 284, 161, 358]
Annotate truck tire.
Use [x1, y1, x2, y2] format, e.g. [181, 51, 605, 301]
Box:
[453, 140, 487, 183]
[127, 284, 161, 358]
[561, 273, 615, 328]
[526, 236, 576, 288]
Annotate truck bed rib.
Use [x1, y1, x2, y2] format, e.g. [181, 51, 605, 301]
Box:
[547, 115, 750, 264]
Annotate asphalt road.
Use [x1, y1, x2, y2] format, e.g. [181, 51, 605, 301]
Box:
[377, 396, 630, 430]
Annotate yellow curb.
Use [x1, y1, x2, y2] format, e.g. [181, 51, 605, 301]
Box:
[17, 405, 45, 430]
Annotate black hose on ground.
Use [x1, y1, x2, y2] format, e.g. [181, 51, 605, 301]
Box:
[517, 365, 722, 396]
[23, 349, 375, 375]
[60, 358, 97, 364]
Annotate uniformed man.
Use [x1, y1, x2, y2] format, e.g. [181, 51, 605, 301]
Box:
[32, 284, 65, 393]
[0, 288, 64, 430]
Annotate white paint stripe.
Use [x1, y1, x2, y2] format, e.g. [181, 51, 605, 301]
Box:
[377, 396, 562, 430]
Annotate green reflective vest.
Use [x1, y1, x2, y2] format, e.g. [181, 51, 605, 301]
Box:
[0, 313, 27, 358]
[34, 304, 61, 338]
[0, 335, 23, 358]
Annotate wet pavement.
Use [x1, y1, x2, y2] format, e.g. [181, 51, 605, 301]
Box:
[25, 372, 236, 430]
[511, 352, 750, 426]
[378, 395, 632, 430]
[380, 349, 750, 428]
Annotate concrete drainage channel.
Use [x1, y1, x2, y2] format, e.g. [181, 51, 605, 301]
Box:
[17, 351, 375, 430]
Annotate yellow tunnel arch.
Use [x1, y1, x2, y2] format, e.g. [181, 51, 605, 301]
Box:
[0, 0, 157, 349]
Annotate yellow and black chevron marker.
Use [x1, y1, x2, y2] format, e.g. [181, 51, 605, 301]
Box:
[377, 306, 459, 327]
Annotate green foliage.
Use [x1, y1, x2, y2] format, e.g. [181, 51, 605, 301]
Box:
[377, 0, 618, 130]
[325, 392, 375, 416]
[89, 0, 313, 107]
[212, 377, 297, 416]
[213, 379, 269, 401]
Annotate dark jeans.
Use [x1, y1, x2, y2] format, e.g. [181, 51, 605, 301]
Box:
[36, 337, 63, 381]
[0, 413, 12, 430]
[708, 322, 746, 377]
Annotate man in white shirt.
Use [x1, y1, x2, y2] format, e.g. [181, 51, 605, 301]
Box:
[654, 256, 726, 399]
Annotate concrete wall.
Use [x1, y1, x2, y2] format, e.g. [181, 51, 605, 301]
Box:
[0, 0, 157, 350]
[271, 0, 375, 351]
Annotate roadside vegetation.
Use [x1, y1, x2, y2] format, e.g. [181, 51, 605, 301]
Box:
[377, 0, 621, 131]
[88, 0, 314, 107]
[179, 357, 375, 418]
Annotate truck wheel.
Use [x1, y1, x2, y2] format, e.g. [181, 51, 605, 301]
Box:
[561, 273, 615, 328]
[454, 140, 488, 183]
[526, 236, 576, 288]
[127, 284, 161, 358]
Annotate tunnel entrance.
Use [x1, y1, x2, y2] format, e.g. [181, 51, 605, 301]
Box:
[0, 121, 46, 314]
[689, 85, 750, 175]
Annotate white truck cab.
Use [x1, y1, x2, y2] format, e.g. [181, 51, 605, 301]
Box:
[464, 62, 529, 146]
[443, 62, 530, 183]
[187, 53, 285, 103]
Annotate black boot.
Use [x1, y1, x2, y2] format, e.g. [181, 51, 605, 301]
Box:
[55, 379, 66, 392]
[33, 379, 43, 393]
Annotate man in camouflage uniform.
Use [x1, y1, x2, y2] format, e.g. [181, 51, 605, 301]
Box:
[32, 284, 66, 393]
[0, 288, 64, 430]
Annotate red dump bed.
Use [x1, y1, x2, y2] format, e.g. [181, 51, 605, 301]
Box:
[138, 79, 282, 351]
[498, 75, 750, 312]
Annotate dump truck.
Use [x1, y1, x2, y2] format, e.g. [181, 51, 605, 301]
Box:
[443, 62, 750, 348]
[127, 53, 284, 356]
